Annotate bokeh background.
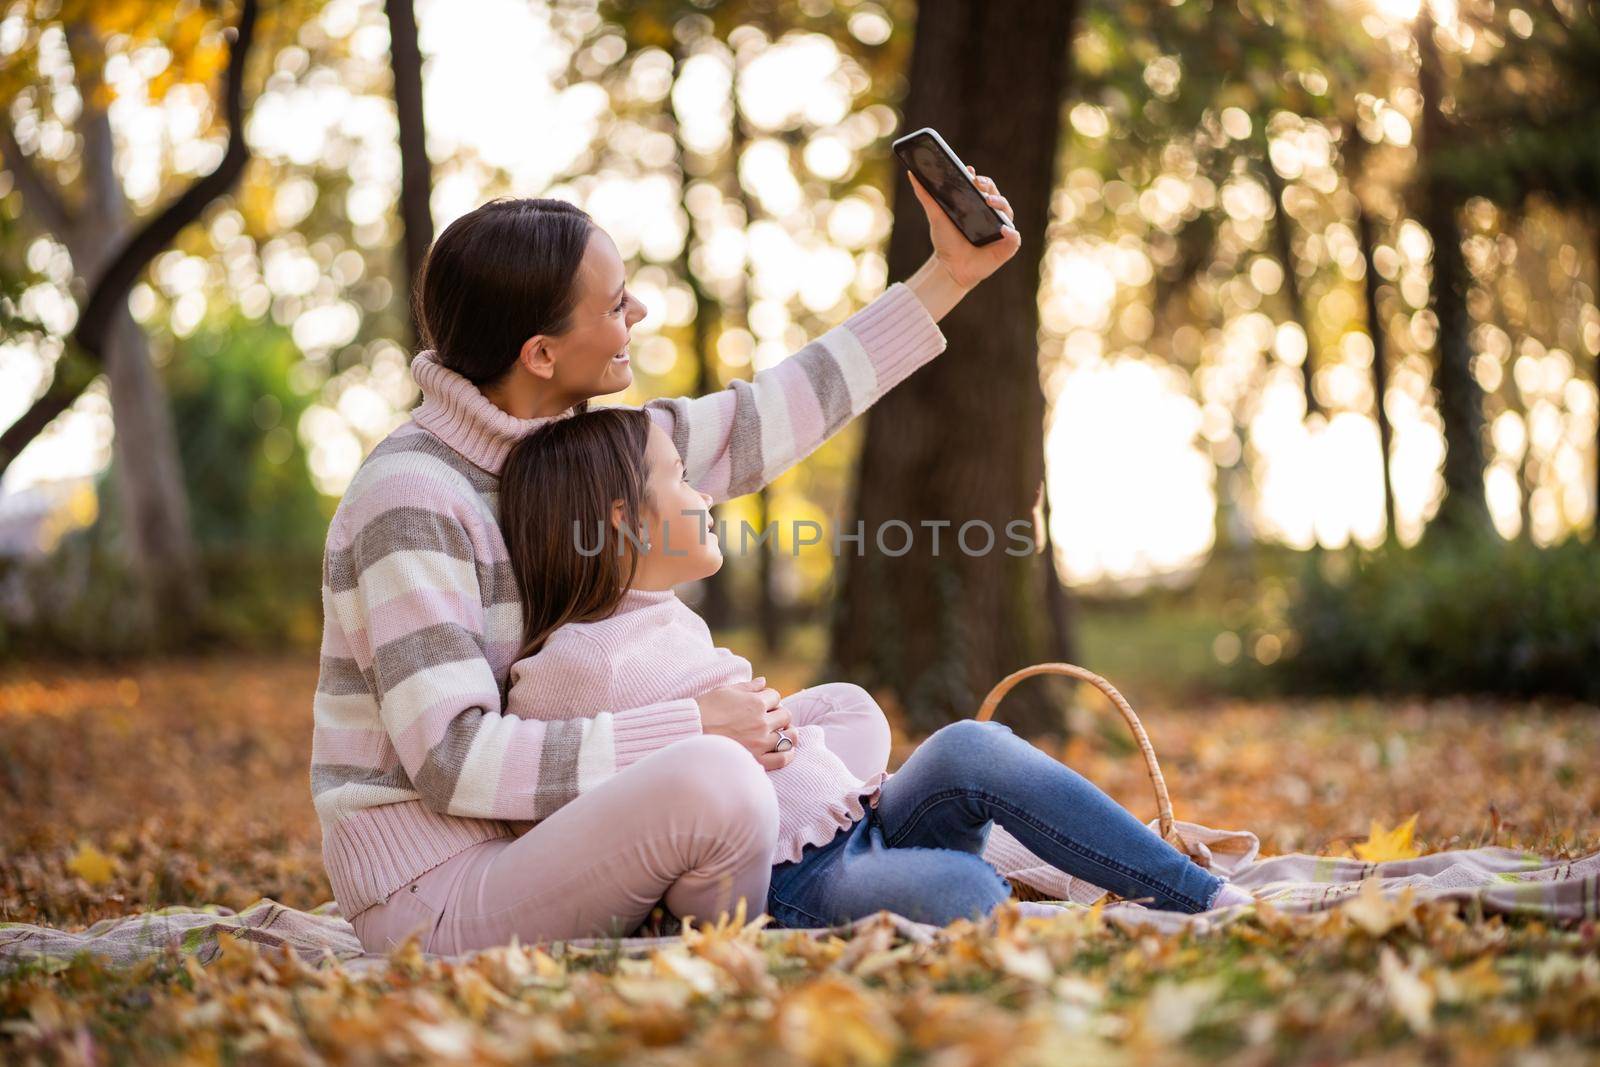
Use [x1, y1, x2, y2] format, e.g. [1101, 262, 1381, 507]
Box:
[6, 11, 1600, 1061]
[1, 0, 1597, 729]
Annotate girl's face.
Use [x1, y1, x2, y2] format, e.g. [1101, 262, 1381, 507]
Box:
[542, 228, 645, 405]
[629, 423, 721, 589]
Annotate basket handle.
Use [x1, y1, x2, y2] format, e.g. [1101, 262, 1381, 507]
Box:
[975, 662, 1202, 864]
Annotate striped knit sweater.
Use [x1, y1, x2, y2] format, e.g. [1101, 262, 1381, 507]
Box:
[311, 282, 946, 919]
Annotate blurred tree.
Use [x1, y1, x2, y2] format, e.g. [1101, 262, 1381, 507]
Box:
[1261, 149, 1321, 421]
[1348, 135, 1400, 540]
[0, 0, 261, 637]
[1438, 0, 1600, 535]
[728, 45, 780, 650]
[1060, 0, 1387, 569]
[1037, 476, 1075, 663]
[1, 314, 327, 655]
[668, 29, 731, 629]
[1414, 7, 1491, 536]
[385, 0, 432, 344]
[166, 316, 328, 645]
[832, 0, 1078, 736]
[573, 0, 917, 647]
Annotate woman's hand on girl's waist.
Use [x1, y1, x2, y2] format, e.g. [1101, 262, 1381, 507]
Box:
[695, 677, 797, 770]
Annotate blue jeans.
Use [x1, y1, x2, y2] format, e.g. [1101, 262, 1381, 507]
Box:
[767, 719, 1226, 927]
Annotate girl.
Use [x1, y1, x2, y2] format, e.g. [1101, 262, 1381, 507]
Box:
[496, 406, 1255, 928]
[316, 168, 1023, 955]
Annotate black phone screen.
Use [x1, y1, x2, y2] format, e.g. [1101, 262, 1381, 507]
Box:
[892, 132, 1004, 247]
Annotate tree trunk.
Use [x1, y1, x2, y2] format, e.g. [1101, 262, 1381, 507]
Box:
[1416, 11, 1489, 536]
[1, 4, 259, 640]
[78, 100, 205, 635]
[729, 53, 780, 649]
[1038, 474, 1074, 662]
[386, 0, 433, 343]
[1264, 160, 1319, 420]
[830, 0, 1077, 737]
[756, 484, 781, 652]
[670, 42, 730, 630]
[1355, 202, 1399, 542]
[689, 307, 732, 629]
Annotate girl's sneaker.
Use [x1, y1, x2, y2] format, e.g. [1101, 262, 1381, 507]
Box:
[1210, 882, 1256, 909]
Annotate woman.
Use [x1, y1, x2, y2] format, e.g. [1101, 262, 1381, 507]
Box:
[312, 167, 1021, 953]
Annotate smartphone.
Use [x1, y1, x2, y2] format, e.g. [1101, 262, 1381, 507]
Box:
[890, 127, 1010, 247]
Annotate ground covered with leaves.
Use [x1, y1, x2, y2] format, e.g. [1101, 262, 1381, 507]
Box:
[2, 654, 1597, 1065]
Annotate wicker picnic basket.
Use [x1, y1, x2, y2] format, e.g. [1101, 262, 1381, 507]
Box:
[975, 662, 1210, 870]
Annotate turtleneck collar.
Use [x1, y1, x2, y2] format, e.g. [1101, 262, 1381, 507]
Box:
[617, 586, 679, 612]
[409, 350, 576, 475]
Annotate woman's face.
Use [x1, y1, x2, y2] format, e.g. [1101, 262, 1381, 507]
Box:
[543, 228, 646, 405]
[630, 423, 721, 588]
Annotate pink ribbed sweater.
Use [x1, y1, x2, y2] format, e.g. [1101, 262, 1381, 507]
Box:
[506, 587, 886, 864]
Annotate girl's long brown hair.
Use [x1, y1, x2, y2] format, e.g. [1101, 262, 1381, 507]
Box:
[499, 407, 653, 658]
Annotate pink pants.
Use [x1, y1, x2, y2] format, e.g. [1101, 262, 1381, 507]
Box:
[350, 683, 888, 955]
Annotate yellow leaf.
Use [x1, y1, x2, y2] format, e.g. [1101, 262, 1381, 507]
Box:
[652, 948, 722, 996]
[407, 1019, 478, 1059]
[212, 928, 264, 978]
[182, 43, 228, 85]
[611, 975, 692, 1011]
[529, 947, 565, 980]
[1378, 945, 1435, 1035]
[1435, 954, 1505, 1004]
[88, 0, 150, 38]
[1141, 976, 1225, 1043]
[387, 932, 427, 975]
[66, 842, 115, 886]
[777, 976, 899, 1067]
[1343, 876, 1411, 937]
[148, 68, 177, 102]
[1352, 813, 1421, 862]
[170, 10, 206, 58]
[477, 942, 555, 993]
[452, 967, 512, 1022]
[993, 940, 1055, 985]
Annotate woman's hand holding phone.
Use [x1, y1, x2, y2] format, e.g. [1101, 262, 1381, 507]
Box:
[904, 167, 1020, 319]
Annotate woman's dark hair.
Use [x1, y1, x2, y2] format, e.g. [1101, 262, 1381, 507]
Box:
[416, 198, 596, 386]
[500, 407, 654, 658]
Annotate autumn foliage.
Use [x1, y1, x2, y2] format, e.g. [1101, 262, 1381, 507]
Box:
[2, 654, 1598, 1064]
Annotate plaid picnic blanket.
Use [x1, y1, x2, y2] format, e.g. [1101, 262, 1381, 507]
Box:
[4, 826, 1595, 973]
[985, 818, 1600, 935]
[0, 899, 937, 975]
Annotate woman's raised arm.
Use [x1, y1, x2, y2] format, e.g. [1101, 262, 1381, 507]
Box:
[642, 281, 945, 505]
[642, 169, 1019, 505]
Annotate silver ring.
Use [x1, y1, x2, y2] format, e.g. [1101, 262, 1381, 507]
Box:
[772, 733, 793, 753]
